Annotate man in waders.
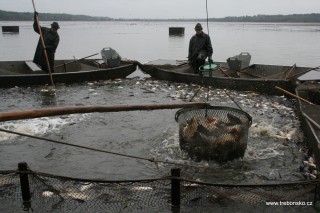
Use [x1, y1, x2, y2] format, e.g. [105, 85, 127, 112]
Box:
[33, 12, 60, 73]
[188, 23, 213, 73]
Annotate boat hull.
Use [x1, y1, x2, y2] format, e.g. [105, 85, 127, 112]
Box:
[139, 59, 311, 95]
[295, 82, 320, 165]
[0, 59, 137, 87]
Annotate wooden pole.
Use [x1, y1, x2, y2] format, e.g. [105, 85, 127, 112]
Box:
[32, 0, 54, 87]
[171, 168, 181, 209]
[218, 67, 232, 77]
[284, 63, 296, 80]
[18, 162, 31, 202]
[288, 65, 320, 79]
[275, 86, 315, 105]
[0, 102, 209, 122]
[54, 53, 99, 69]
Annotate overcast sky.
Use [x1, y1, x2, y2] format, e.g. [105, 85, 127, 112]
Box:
[1, 0, 320, 19]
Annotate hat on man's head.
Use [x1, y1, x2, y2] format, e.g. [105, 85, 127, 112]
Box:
[51, 22, 60, 29]
[195, 23, 202, 30]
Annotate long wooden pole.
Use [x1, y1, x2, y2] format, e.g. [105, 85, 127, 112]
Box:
[0, 102, 209, 122]
[288, 65, 320, 79]
[32, 0, 54, 87]
[54, 53, 99, 69]
[275, 86, 315, 105]
[284, 63, 296, 80]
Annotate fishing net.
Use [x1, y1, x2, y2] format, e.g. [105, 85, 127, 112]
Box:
[0, 170, 319, 212]
[175, 106, 252, 162]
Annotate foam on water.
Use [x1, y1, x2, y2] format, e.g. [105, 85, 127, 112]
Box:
[0, 114, 90, 142]
[245, 143, 285, 161]
[153, 113, 301, 164]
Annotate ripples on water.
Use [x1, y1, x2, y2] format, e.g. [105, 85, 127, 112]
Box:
[0, 77, 307, 184]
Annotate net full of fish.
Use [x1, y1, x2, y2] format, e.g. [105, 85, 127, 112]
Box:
[175, 106, 252, 162]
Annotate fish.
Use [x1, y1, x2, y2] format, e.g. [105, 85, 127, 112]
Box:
[61, 192, 90, 202]
[196, 125, 212, 136]
[192, 131, 216, 144]
[131, 186, 153, 191]
[215, 133, 237, 145]
[225, 125, 243, 135]
[203, 116, 219, 131]
[182, 117, 199, 141]
[227, 113, 243, 124]
[196, 124, 221, 138]
[303, 161, 316, 169]
[42, 191, 54, 197]
[182, 183, 199, 187]
[80, 183, 94, 191]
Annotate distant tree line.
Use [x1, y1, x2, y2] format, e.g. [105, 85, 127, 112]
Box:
[212, 14, 320, 22]
[1, 10, 320, 22]
[0, 10, 113, 21]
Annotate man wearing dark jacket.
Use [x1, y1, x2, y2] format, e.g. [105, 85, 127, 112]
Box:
[188, 23, 213, 73]
[33, 12, 60, 73]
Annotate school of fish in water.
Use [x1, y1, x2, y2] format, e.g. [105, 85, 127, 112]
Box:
[0, 76, 318, 209]
[0, 77, 316, 183]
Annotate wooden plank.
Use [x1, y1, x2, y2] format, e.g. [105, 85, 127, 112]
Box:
[25, 61, 41, 72]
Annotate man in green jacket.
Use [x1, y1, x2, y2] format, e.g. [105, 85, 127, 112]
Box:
[33, 12, 60, 73]
[188, 23, 213, 73]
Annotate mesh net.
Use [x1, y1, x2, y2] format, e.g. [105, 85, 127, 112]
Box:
[1, 170, 319, 212]
[0, 171, 171, 212]
[175, 106, 252, 162]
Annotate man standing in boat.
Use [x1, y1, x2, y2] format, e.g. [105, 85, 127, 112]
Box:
[188, 23, 213, 73]
[33, 12, 60, 73]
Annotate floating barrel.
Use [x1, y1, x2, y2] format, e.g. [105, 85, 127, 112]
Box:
[2, 26, 19, 33]
[169, 27, 184, 36]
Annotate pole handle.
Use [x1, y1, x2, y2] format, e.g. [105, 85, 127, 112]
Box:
[32, 0, 55, 87]
[275, 86, 314, 105]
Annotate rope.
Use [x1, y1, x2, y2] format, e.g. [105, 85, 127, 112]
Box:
[0, 128, 207, 169]
[223, 89, 244, 111]
[206, 0, 210, 36]
[189, 0, 211, 103]
[7, 169, 320, 188]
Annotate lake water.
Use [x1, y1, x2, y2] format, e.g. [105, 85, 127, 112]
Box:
[0, 21, 319, 182]
[1, 21, 320, 66]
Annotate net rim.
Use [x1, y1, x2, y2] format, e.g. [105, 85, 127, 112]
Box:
[175, 105, 252, 126]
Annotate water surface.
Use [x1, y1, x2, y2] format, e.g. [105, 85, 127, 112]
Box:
[0, 21, 318, 183]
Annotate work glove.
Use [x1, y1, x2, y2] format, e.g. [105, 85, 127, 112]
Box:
[34, 11, 39, 19]
[208, 56, 213, 64]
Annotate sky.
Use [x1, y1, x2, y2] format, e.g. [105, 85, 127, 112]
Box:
[1, 0, 320, 19]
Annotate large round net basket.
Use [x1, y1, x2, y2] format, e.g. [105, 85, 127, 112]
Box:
[175, 106, 252, 162]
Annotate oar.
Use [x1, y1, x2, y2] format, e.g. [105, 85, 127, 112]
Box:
[275, 86, 315, 105]
[0, 102, 209, 122]
[54, 53, 99, 69]
[218, 67, 232, 77]
[284, 63, 296, 80]
[288, 65, 320, 79]
[32, 0, 54, 87]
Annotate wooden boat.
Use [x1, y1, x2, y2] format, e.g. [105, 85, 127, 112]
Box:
[295, 82, 320, 165]
[138, 59, 315, 95]
[0, 59, 138, 87]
